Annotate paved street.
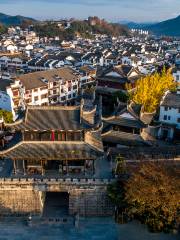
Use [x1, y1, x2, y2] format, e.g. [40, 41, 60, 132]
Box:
[0, 218, 178, 240]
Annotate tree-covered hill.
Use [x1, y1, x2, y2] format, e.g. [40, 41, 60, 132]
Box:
[0, 13, 36, 26]
[33, 17, 130, 40]
[0, 24, 7, 34]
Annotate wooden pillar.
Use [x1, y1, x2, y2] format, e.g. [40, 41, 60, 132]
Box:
[84, 160, 86, 175]
[41, 160, 44, 176]
[23, 160, 26, 175]
[13, 160, 17, 175]
[93, 160, 95, 174]
[66, 160, 68, 174]
[2, 139, 4, 148]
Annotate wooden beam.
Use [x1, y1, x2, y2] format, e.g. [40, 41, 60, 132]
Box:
[11, 157, 96, 161]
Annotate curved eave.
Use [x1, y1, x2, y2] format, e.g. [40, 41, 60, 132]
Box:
[4, 118, 24, 128]
[0, 141, 103, 160]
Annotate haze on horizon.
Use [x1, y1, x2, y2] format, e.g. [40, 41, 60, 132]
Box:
[0, 0, 179, 22]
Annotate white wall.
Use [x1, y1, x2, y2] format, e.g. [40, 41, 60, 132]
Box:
[159, 106, 180, 129]
[173, 70, 180, 90]
[30, 87, 49, 105]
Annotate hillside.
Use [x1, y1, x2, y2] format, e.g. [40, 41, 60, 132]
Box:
[122, 15, 180, 37]
[0, 13, 36, 26]
[71, 18, 129, 37]
[146, 15, 180, 36]
[34, 17, 130, 40]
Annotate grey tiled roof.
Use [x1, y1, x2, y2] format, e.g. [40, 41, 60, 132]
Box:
[18, 67, 79, 90]
[161, 92, 180, 108]
[102, 130, 146, 146]
[0, 79, 13, 92]
[103, 116, 146, 129]
[0, 141, 100, 160]
[7, 106, 88, 131]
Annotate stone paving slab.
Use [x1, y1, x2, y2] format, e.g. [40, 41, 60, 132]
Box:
[0, 218, 179, 240]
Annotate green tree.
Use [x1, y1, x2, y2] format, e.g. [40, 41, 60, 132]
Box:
[112, 91, 129, 104]
[0, 24, 7, 35]
[107, 180, 128, 223]
[33, 18, 129, 41]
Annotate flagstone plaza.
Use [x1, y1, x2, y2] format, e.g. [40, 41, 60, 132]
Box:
[0, 218, 179, 240]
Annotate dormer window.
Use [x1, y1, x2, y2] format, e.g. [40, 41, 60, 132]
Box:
[54, 74, 60, 79]
[41, 77, 48, 84]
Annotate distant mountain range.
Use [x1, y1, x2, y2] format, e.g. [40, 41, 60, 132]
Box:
[119, 21, 157, 29]
[121, 15, 180, 37]
[0, 13, 36, 26]
[147, 15, 180, 37]
[0, 12, 179, 37]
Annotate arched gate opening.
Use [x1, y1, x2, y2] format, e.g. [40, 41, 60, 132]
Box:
[43, 192, 69, 217]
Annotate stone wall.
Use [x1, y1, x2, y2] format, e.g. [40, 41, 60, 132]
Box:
[0, 190, 42, 216]
[0, 178, 114, 217]
[69, 188, 114, 216]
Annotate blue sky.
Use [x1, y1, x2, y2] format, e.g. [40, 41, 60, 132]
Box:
[0, 0, 179, 22]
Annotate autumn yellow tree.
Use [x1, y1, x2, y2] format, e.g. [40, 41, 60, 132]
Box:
[127, 68, 176, 113]
[108, 162, 180, 232]
[125, 162, 180, 232]
[0, 110, 13, 123]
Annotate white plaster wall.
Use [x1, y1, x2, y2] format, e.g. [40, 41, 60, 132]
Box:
[31, 87, 48, 105]
[159, 106, 180, 129]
